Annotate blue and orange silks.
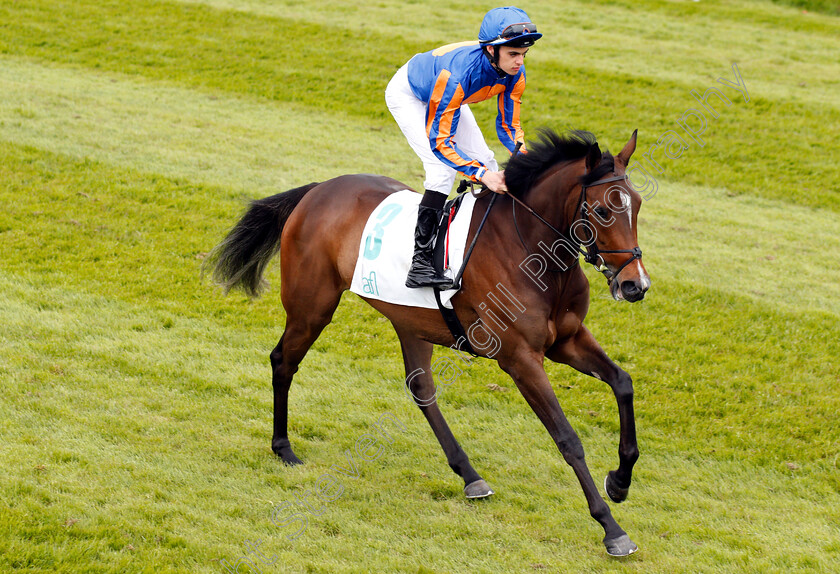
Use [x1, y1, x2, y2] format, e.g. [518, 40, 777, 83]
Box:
[407, 41, 526, 182]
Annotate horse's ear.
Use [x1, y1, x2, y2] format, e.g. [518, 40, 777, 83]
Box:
[617, 129, 638, 167]
[586, 142, 601, 173]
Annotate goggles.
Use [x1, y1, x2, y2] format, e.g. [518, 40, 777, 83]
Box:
[499, 22, 538, 40]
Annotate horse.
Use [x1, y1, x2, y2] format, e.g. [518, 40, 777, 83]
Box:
[206, 129, 650, 557]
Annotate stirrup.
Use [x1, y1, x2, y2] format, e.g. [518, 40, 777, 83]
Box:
[405, 268, 453, 290]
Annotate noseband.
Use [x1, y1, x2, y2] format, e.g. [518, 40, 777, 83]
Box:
[507, 173, 643, 284]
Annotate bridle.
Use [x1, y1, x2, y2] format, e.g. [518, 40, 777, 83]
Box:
[574, 174, 643, 283]
[506, 172, 643, 284]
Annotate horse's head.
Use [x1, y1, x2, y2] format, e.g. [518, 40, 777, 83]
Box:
[505, 129, 650, 302]
[577, 131, 650, 302]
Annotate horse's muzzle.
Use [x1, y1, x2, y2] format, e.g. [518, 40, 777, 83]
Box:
[620, 280, 648, 302]
[610, 273, 649, 302]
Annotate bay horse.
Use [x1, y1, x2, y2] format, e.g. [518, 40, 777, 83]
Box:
[207, 129, 649, 556]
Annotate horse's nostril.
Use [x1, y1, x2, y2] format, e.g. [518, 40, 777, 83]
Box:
[621, 281, 640, 295]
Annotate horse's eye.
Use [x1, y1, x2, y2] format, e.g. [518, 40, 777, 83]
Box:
[594, 207, 609, 219]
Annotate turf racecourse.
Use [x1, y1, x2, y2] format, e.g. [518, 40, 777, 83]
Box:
[1, 0, 839, 572]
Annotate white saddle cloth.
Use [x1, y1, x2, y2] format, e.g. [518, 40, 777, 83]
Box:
[349, 190, 478, 310]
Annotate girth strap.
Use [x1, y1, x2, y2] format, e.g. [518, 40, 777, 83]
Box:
[433, 289, 476, 356]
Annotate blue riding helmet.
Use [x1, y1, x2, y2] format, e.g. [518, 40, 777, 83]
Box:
[478, 6, 542, 48]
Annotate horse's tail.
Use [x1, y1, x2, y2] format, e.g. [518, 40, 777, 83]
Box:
[205, 182, 320, 297]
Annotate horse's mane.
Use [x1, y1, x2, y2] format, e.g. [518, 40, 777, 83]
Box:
[504, 129, 615, 198]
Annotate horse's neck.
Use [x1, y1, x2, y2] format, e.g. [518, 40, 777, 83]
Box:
[520, 162, 581, 244]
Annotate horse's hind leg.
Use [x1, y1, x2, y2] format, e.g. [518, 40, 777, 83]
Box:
[396, 331, 492, 498]
[548, 326, 638, 503]
[270, 281, 342, 465]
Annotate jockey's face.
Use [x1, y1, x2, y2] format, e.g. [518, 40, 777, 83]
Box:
[494, 45, 529, 76]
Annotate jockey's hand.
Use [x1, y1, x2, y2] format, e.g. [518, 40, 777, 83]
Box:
[480, 170, 507, 194]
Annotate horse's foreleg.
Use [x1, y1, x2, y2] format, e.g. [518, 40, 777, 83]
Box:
[547, 326, 638, 503]
[501, 351, 637, 556]
[396, 333, 492, 498]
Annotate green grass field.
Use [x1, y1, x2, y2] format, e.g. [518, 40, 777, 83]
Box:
[1, 1, 839, 572]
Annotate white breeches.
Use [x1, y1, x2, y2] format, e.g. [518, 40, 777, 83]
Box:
[385, 63, 498, 195]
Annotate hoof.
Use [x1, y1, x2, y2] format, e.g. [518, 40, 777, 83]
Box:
[604, 471, 629, 503]
[272, 439, 303, 466]
[464, 479, 494, 499]
[604, 534, 638, 557]
[281, 453, 303, 466]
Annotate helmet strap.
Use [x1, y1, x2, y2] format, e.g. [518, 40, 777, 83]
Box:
[483, 45, 507, 78]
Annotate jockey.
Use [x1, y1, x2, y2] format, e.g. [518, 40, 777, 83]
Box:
[385, 6, 541, 289]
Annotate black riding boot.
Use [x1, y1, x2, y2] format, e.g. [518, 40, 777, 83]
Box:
[405, 191, 453, 289]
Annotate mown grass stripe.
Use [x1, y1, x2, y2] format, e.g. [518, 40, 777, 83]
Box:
[768, 0, 840, 14]
[175, 0, 840, 88]
[0, 56, 414, 195]
[0, 0, 421, 120]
